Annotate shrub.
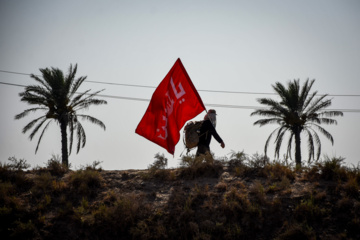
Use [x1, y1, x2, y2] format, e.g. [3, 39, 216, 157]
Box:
[79, 160, 103, 171]
[6, 156, 30, 171]
[249, 180, 267, 204]
[319, 156, 348, 181]
[294, 195, 327, 223]
[267, 176, 292, 194]
[343, 176, 359, 198]
[227, 150, 247, 168]
[143, 153, 172, 180]
[0, 163, 32, 192]
[303, 164, 321, 181]
[90, 193, 151, 239]
[10, 220, 37, 239]
[0, 181, 21, 208]
[263, 161, 295, 182]
[31, 172, 55, 196]
[51, 179, 67, 193]
[247, 153, 269, 168]
[37, 194, 52, 211]
[69, 168, 103, 198]
[148, 153, 168, 170]
[313, 191, 327, 203]
[348, 163, 360, 186]
[336, 197, 353, 213]
[0, 157, 32, 191]
[221, 188, 251, 220]
[190, 184, 209, 208]
[179, 154, 223, 179]
[215, 182, 228, 192]
[179, 154, 204, 168]
[74, 197, 90, 217]
[277, 222, 316, 240]
[167, 186, 186, 205]
[45, 155, 68, 176]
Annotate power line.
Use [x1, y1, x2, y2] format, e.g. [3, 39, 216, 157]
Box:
[2, 81, 360, 113]
[0, 70, 31, 76]
[1, 69, 360, 97]
[96, 93, 264, 109]
[0, 82, 26, 87]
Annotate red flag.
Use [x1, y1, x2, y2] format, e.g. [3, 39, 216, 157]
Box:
[135, 58, 206, 154]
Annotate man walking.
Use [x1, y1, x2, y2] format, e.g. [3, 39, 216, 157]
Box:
[196, 109, 225, 157]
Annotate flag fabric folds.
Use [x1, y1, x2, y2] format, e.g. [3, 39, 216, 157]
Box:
[135, 58, 206, 154]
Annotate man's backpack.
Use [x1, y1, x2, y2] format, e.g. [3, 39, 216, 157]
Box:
[183, 121, 203, 150]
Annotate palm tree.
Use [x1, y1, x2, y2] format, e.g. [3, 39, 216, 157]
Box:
[15, 64, 107, 167]
[250, 79, 343, 167]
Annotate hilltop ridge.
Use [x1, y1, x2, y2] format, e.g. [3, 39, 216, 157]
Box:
[1, 157, 359, 239]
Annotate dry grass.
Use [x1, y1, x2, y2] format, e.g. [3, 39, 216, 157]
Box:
[1, 155, 360, 239]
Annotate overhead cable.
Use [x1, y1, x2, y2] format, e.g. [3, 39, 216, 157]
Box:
[1, 69, 360, 97]
[2, 81, 359, 112]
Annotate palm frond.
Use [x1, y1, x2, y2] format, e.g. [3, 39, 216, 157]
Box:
[257, 98, 283, 109]
[35, 121, 52, 153]
[77, 115, 106, 130]
[318, 111, 344, 118]
[253, 118, 283, 127]
[40, 68, 57, 86]
[72, 90, 107, 110]
[318, 117, 338, 125]
[304, 129, 315, 160]
[69, 75, 87, 97]
[251, 109, 282, 117]
[286, 133, 294, 160]
[68, 118, 75, 155]
[15, 107, 47, 120]
[19, 91, 49, 106]
[299, 79, 315, 111]
[306, 128, 322, 160]
[66, 64, 77, 84]
[76, 122, 86, 153]
[75, 98, 107, 111]
[65, 64, 80, 97]
[302, 91, 317, 112]
[70, 73, 87, 96]
[50, 68, 65, 87]
[264, 127, 280, 155]
[24, 85, 51, 98]
[312, 130, 322, 160]
[274, 127, 287, 159]
[286, 79, 300, 110]
[28, 118, 49, 140]
[69, 89, 91, 107]
[22, 115, 47, 134]
[305, 96, 329, 115]
[30, 74, 52, 91]
[312, 124, 334, 144]
[272, 82, 289, 104]
[252, 99, 289, 118]
[306, 117, 321, 124]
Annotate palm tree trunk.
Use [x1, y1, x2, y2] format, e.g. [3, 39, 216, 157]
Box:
[294, 128, 302, 167]
[60, 119, 69, 167]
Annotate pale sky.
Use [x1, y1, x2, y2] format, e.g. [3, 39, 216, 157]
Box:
[1, 0, 359, 170]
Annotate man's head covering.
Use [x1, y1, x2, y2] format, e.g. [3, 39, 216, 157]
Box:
[207, 109, 217, 115]
[204, 109, 217, 127]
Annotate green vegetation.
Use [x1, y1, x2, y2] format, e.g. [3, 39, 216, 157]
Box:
[15, 64, 107, 167]
[251, 79, 343, 167]
[1, 154, 359, 239]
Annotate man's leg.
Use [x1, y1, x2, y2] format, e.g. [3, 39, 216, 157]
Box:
[196, 144, 209, 156]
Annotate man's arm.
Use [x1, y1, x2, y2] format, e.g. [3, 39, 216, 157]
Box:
[207, 121, 225, 147]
